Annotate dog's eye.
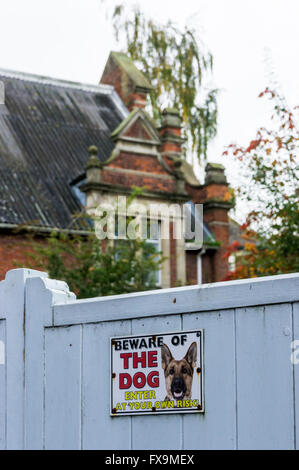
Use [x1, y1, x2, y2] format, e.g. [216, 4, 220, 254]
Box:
[181, 367, 187, 374]
[169, 368, 175, 375]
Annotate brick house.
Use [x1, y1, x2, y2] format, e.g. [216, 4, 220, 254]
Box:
[0, 51, 235, 287]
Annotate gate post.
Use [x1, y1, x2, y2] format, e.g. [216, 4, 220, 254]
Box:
[0, 269, 48, 449]
[24, 275, 75, 449]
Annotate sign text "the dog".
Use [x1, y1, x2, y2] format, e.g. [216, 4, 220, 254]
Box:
[111, 330, 204, 416]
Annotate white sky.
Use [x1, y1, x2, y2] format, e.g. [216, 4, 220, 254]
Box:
[0, 0, 298, 220]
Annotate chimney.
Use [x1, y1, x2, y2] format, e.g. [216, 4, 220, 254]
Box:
[159, 108, 185, 193]
[100, 51, 153, 111]
[159, 108, 184, 157]
[81, 145, 102, 213]
[202, 163, 234, 282]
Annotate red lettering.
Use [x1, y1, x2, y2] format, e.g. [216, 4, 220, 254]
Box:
[133, 372, 146, 389]
[148, 351, 158, 367]
[147, 371, 159, 388]
[119, 373, 132, 389]
[132, 352, 147, 369]
[120, 353, 132, 369]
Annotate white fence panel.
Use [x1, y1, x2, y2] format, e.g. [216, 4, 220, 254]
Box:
[45, 325, 82, 450]
[1, 269, 299, 450]
[0, 269, 47, 450]
[236, 303, 295, 450]
[293, 302, 299, 449]
[82, 321, 132, 450]
[0, 319, 6, 450]
[131, 315, 183, 450]
[182, 310, 237, 450]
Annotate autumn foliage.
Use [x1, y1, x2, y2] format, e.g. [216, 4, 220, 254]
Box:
[224, 88, 299, 279]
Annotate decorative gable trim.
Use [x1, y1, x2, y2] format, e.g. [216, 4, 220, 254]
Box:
[111, 108, 161, 146]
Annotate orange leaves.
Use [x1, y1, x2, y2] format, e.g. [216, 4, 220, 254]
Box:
[246, 139, 261, 153]
[223, 240, 240, 259]
[223, 190, 233, 202]
[245, 242, 257, 253]
[276, 138, 283, 151]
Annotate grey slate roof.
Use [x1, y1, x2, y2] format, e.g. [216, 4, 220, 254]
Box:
[0, 69, 127, 231]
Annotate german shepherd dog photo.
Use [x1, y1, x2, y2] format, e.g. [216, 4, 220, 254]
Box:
[161, 342, 197, 401]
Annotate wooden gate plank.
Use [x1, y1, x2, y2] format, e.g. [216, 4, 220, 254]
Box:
[131, 315, 182, 450]
[182, 310, 237, 450]
[44, 325, 82, 450]
[82, 321, 132, 450]
[236, 303, 294, 450]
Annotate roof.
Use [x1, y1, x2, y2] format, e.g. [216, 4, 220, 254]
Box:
[0, 69, 128, 231]
[110, 52, 153, 92]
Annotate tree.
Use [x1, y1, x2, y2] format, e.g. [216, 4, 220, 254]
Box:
[23, 230, 162, 299]
[106, 3, 217, 163]
[224, 88, 299, 279]
[16, 191, 163, 298]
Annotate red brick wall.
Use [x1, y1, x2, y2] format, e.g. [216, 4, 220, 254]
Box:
[202, 252, 215, 284]
[102, 151, 177, 193]
[124, 120, 152, 140]
[186, 250, 216, 285]
[185, 181, 232, 283]
[102, 169, 176, 193]
[204, 209, 230, 282]
[0, 233, 40, 281]
[186, 251, 197, 285]
[109, 152, 170, 175]
[101, 57, 146, 110]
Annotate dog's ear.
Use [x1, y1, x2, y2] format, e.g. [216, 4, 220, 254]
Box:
[184, 342, 197, 369]
[161, 344, 173, 370]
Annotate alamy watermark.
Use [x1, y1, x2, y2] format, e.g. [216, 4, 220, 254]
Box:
[93, 196, 203, 249]
[0, 81, 4, 105]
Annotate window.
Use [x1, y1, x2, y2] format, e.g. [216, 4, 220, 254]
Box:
[114, 216, 162, 287]
[229, 255, 236, 272]
[145, 219, 162, 287]
[71, 179, 86, 207]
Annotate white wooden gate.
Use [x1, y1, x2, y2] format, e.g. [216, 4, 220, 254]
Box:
[0, 268, 299, 450]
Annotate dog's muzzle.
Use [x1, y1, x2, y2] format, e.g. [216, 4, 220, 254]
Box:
[171, 377, 187, 400]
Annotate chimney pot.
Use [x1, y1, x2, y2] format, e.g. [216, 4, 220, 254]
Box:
[205, 163, 227, 185]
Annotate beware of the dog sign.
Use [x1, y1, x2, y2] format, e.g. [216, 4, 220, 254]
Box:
[110, 330, 204, 416]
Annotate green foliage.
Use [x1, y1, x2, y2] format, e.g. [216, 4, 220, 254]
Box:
[224, 88, 299, 279]
[25, 230, 162, 299]
[21, 188, 163, 299]
[110, 4, 218, 162]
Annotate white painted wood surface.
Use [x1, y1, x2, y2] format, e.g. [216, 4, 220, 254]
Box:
[53, 273, 299, 326]
[236, 304, 294, 450]
[24, 276, 75, 450]
[182, 310, 237, 450]
[131, 315, 183, 450]
[293, 301, 299, 449]
[0, 269, 299, 449]
[0, 269, 49, 449]
[0, 320, 6, 450]
[45, 326, 82, 450]
[82, 321, 132, 450]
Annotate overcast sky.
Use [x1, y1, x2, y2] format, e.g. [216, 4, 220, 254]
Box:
[0, 0, 298, 220]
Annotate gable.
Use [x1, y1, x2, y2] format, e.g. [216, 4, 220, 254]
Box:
[111, 108, 160, 146]
[123, 117, 153, 141]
